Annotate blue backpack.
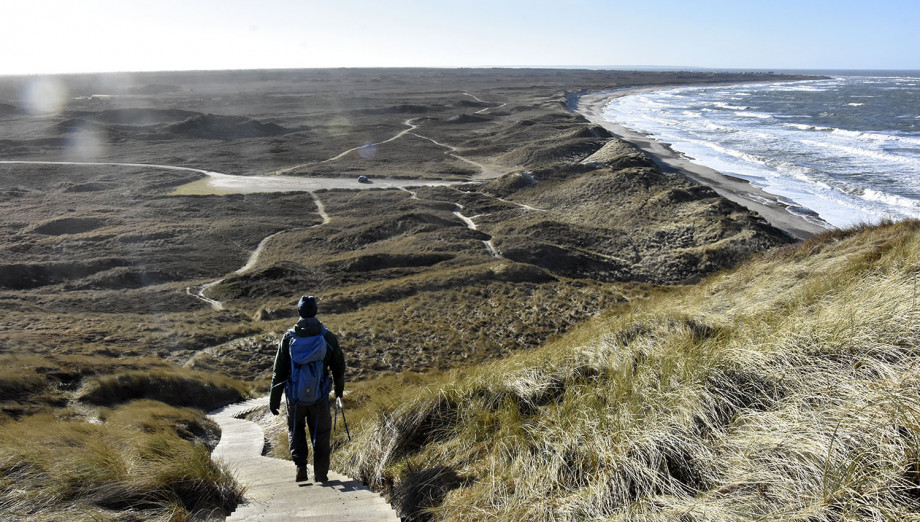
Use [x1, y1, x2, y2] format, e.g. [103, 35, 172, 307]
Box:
[285, 328, 331, 406]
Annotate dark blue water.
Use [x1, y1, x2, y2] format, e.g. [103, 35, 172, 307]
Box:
[604, 73, 920, 228]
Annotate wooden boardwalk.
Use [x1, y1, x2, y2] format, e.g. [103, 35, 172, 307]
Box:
[209, 397, 400, 521]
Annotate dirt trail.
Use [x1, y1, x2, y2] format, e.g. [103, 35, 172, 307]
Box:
[189, 191, 330, 310]
[312, 191, 330, 224]
[270, 104, 508, 179]
[409, 132, 504, 178]
[186, 281, 225, 311]
[461, 92, 486, 103]
[323, 118, 419, 163]
[234, 231, 288, 276]
[398, 186, 418, 199]
[453, 203, 502, 258]
[209, 397, 399, 521]
[0, 159, 226, 177]
[462, 91, 507, 115]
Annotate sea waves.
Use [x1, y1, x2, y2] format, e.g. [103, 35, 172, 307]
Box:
[604, 74, 920, 228]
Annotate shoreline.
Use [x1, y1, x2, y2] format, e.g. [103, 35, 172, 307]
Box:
[575, 87, 831, 240]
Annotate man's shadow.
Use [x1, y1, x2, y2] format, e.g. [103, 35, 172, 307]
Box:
[299, 478, 363, 492]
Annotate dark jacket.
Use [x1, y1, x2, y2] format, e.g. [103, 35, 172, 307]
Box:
[269, 317, 345, 411]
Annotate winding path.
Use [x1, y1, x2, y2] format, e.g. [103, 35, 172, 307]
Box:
[453, 203, 502, 258]
[462, 91, 506, 115]
[323, 118, 419, 163]
[186, 281, 225, 311]
[410, 132, 497, 176]
[398, 187, 418, 200]
[271, 118, 422, 174]
[209, 397, 399, 521]
[269, 97, 510, 178]
[188, 191, 331, 310]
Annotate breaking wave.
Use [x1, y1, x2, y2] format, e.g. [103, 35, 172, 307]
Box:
[604, 73, 920, 228]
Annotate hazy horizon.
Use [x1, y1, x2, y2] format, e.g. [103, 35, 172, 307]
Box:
[3, 66, 920, 80]
[4, 0, 919, 76]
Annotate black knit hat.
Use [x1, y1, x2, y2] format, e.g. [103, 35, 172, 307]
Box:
[297, 295, 317, 318]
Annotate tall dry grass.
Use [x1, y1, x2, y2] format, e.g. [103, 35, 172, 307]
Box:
[0, 356, 251, 520]
[76, 367, 249, 410]
[334, 220, 920, 520]
[0, 400, 244, 521]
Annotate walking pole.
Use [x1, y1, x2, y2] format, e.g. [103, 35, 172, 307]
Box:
[336, 397, 352, 441]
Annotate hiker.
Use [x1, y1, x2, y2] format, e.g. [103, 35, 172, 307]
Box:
[269, 295, 345, 483]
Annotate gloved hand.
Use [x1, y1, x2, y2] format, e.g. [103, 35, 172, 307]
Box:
[270, 406, 279, 415]
[336, 397, 343, 410]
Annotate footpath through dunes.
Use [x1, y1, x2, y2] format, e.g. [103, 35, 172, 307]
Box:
[187, 192, 330, 310]
[210, 397, 399, 521]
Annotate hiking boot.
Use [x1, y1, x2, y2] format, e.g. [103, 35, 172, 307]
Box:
[315, 474, 328, 482]
[295, 466, 308, 482]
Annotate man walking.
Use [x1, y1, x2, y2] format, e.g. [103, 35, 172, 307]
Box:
[269, 295, 345, 482]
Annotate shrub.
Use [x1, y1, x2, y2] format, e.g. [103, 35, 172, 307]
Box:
[77, 368, 249, 411]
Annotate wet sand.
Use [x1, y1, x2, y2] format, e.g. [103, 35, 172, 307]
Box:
[576, 90, 831, 240]
[172, 172, 459, 195]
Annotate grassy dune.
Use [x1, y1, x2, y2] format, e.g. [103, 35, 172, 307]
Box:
[334, 220, 920, 520]
[0, 358, 250, 520]
[0, 402, 242, 521]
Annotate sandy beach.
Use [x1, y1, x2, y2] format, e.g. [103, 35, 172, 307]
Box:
[577, 89, 831, 240]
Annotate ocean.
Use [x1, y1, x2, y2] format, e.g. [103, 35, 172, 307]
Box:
[603, 72, 920, 228]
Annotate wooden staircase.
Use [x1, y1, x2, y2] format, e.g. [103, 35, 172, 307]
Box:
[209, 397, 400, 521]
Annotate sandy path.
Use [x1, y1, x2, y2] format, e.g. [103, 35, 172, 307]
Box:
[410, 132, 507, 179]
[186, 281, 225, 311]
[475, 102, 506, 115]
[322, 118, 419, 163]
[462, 92, 486, 103]
[234, 191, 329, 276]
[269, 118, 420, 174]
[461, 92, 507, 115]
[191, 191, 330, 310]
[453, 203, 502, 258]
[410, 132, 485, 170]
[398, 187, 418, 199]
[209, 397, 399, 521]
[575, 91, 830, 240]
[311, 191, 331, 224]
[234, 231, 288, 276]
[0, 159, 224, 177]
[497, 196, 545, 212]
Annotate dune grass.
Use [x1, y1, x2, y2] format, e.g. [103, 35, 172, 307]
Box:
[0, 400, 244, 521]
[77, 367, 249, 411]
[333, 220, 920, 520]
[0, 355, 252, 520]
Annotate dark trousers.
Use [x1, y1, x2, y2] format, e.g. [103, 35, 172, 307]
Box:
[286, 398, 332, 478]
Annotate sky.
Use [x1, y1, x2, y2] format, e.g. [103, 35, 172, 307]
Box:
[3, 0, 918, 75]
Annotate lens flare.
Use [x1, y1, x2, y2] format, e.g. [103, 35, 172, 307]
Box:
[327, 116, 351, 137]
[66, 123, 106, 161]
[23, 78, 67, 115]
[358, 142, 376, 160]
